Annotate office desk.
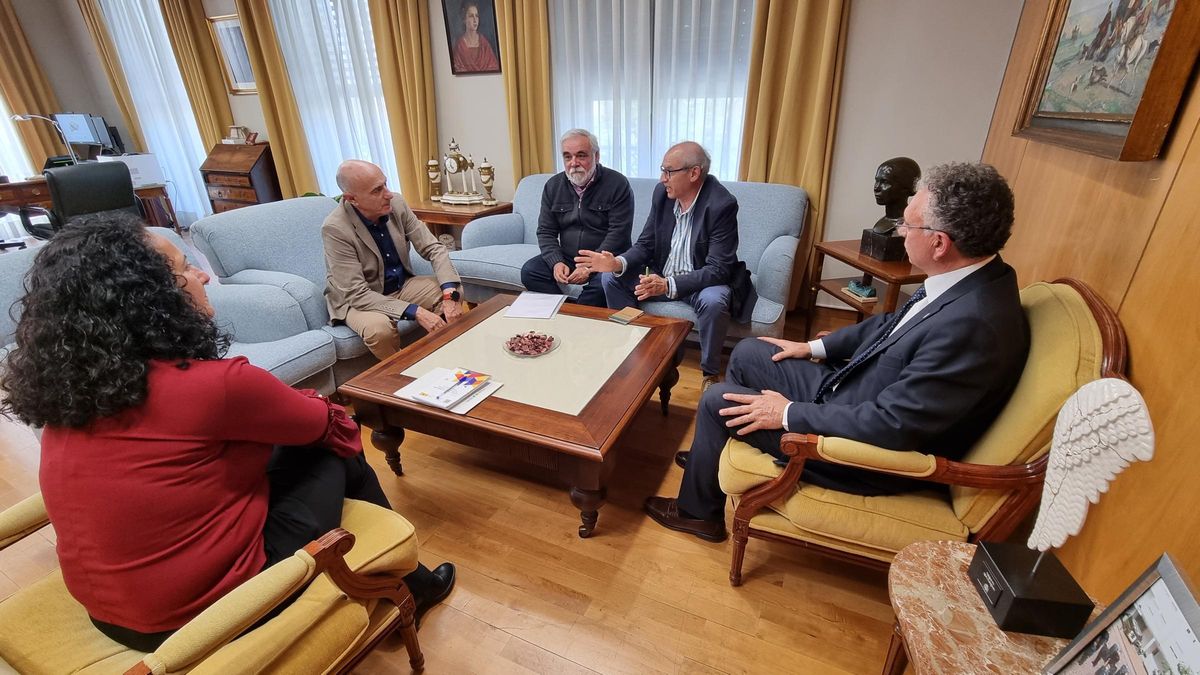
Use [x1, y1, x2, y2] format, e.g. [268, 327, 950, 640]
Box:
[0, 177, 178, 230]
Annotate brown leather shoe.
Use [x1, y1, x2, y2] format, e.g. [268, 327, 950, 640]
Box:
[643, 496, 727, 542]
[701, 374, 720, 392]
[674, 451, 689, 469]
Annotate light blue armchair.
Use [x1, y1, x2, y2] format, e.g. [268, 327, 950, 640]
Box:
[0, 229, 338, 393]
[190, 197, 425, 390]
[449, 174, 808, 339]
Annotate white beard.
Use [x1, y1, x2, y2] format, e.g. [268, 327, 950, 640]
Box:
[567, 166, 595, 187]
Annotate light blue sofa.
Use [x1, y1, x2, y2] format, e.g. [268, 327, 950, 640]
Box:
[0, 229, 337, 393]
[190, 197, 426, 390]
[449, 174, 807, 338]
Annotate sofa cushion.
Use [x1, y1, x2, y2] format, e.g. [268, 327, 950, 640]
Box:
[0, 245, 39, 345]
[450, 243, 540, 291]
[225, 331, 336, 387]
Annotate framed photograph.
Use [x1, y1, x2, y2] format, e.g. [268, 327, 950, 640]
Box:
[1043, 554, 1200, 674]
[441, 0, 502, 75]
[206, 14, 256, 95]
[1014, 0, 1200, 160]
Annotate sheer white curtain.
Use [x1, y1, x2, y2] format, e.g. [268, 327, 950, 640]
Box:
[549, 0, 755, 180]
[0, 93, 35, 239]
[268, 0, 397, 196]
[98, 0, 211, 227]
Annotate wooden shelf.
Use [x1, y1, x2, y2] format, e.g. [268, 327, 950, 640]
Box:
[818, 277, 913, 316]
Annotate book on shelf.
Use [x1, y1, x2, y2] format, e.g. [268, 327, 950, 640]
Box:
[402, 367, 492, 409]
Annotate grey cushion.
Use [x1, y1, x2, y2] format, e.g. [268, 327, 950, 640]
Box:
[450, 243, 539, 291]
[225, 330, 336, 387]
[0, 246, 39, 345]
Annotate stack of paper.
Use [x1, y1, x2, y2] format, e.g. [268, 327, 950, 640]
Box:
[505, 292, 566, 319]
[394, 367, 503, 414]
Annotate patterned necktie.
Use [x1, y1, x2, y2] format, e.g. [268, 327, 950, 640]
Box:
[812, 286, 927, 403]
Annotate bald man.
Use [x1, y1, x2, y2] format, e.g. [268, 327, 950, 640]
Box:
[322, 160, 462, 360]
[576, 141, 755, 391]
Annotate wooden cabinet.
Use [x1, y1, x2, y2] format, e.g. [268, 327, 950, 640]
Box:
[199, 143, 282, 213]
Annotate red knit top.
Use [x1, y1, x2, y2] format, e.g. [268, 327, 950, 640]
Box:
[39, 357, 360, 633]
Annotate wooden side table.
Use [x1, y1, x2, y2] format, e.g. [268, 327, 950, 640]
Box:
[407, 199, 513, 250]
[807, 239, 926, 335]
[884, 541, 1090, 675]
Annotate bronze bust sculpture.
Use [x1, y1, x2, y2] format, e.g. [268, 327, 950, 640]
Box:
[861, 157, 921, 261]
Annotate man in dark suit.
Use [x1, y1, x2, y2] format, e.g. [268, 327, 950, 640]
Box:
[575, 141, 753, 390]
[645, 162, 1030, 542]
[520, 128, 633, 307]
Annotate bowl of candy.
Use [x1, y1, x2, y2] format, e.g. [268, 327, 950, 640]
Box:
[503, 331, 558, 358]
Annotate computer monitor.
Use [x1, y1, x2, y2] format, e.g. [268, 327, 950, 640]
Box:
[51, 113, 100, 145]
[87, 115, 116, 151]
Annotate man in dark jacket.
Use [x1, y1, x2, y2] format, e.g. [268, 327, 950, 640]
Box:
[643, 162, 1030, 543]
[576, 141, 751, 391]
[520, 129, 633, 307]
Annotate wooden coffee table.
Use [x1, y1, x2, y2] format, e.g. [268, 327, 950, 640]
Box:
[339, 295, 691, 538]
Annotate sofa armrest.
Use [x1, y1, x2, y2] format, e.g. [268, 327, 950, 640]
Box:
[0, 493, 48, 550]
[461, 213, 526, 249]
[207, 284, 311, 343]
[223, 269, 328, 330]
[754, 236, 800, 306]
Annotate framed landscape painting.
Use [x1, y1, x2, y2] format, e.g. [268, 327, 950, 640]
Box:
[1014, 0, 1200, 160]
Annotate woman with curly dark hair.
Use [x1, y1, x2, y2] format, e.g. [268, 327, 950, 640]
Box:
[1, 212, 454, 651]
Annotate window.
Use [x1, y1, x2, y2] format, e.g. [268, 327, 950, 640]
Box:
[0, 91, 35, 239]
[549, 0, 755, 179]
[99, 0, 211, 226]
[268, 0, 397, 195]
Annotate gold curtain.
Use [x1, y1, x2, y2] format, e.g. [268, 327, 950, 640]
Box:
[495, 0, 554, 180]
[0, 0, 63, 168]
[368, 0, 438, 201]
[159, 0, 234, 151]
[234, 0, 318, 197]
[76, 0, 148, 152]
[738, 0, 850, 310]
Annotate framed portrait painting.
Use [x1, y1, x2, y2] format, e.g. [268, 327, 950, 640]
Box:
[442, 0, 502, 75]
[1043, 554, 1200, 674]
[207, 15, 256, 95]
[1014, 0, 1200, 160]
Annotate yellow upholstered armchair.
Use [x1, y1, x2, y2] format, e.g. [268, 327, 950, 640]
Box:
[0, 494, 426, 674]
[718, 278, 1127, 583]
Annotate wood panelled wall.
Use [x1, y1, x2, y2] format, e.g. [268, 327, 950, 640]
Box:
[983, 0, 1200, 601]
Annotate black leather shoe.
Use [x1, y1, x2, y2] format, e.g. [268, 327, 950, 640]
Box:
[643, 496, 727, 542]
[413, 562, 456, 627]
[674, 451, 690, 469]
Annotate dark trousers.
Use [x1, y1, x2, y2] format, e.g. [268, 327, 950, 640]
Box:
[94, 447, 438, 651]
[601, 271, 731, 376]
[676, 338, 918, 521]
[520, 254, 607, 307]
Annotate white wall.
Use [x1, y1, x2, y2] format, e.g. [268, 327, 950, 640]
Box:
[427, 0, 515, 201]
[202, 0, 269, 142]
[819, 0, 1022, 306]
[11, 0, 133, 153]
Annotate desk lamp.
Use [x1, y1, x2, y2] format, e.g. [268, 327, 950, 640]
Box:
[10, 114, 79, 165]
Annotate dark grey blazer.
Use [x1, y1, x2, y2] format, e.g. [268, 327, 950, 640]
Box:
[788, 257, 1030, 462]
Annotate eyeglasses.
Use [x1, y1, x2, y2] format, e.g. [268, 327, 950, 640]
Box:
[897, 223, 955, 240]
[660, 165, 695, 177]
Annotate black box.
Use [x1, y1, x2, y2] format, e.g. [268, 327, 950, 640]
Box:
[967, 541, 1094, 639]
[860, 229, 907, 261]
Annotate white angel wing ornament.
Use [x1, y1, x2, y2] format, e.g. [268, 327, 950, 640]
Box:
[1028, 378, 1154, 551]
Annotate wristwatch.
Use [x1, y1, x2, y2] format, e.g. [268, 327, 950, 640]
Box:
[443, 288, 461, 302]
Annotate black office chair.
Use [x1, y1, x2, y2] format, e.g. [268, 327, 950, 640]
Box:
[16, 162, 142, 239]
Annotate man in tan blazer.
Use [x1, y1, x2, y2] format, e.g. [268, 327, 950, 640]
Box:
[323, 159, 463, 359]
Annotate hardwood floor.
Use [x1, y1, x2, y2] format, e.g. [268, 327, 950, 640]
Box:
[0, 306, 896, 674]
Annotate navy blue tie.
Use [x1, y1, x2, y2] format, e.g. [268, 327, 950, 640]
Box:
[812, 286, 927, 403]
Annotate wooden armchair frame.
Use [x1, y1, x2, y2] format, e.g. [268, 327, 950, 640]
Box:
[729, 278, 1128, 584]
[0, 493, 423, 674]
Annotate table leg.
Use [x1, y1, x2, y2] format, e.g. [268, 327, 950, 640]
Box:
[881, 622, 909, 675]
[569, 486, 607, 538]
[882, 281, 902, 314]
[371, 426, 407, 476]
[658, 350, 683, 416]
[804, 251, 827, 338]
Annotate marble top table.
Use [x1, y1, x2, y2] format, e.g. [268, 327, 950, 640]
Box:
[884, 541, 1083, 675]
